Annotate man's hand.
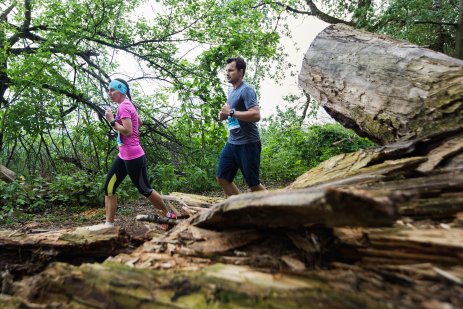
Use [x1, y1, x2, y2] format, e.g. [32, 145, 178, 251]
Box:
[219, 104, 230, 121]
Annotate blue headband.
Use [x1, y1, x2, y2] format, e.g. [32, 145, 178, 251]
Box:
[109, 80, 128, 95]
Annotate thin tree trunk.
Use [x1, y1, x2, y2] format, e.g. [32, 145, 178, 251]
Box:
[5, 139, 17, 166]
[39, 133, 57, 172]
[455, 0, 463, 59]
[299, 92, 310, 126]
[430, 0, 445, 52]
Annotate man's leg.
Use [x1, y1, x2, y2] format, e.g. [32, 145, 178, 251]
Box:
[240, 142, 266, 192]
[217, 143, 240, 197]
[216, 177, 240, 196]
[250, 183, 266, 192]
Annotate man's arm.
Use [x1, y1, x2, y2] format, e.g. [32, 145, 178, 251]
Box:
[219, 104, 261, 122]
[232, 106, 261, 122]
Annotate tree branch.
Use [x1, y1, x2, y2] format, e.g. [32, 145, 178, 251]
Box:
[304, 0, 353, 25]
[0, 3, 15, 21]
[413, 20, 458, 27]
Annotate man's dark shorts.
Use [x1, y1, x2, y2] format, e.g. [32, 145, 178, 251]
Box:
[216, 141, 262, 187]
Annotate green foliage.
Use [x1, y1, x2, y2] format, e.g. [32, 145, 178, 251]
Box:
[0, 0, 289, 180]
[370, 0, 459, 56]
[149, 163, 218, 194]
[311, 0, 461, 57]
[0, 171, 104, 219]
[260, 109, 375, 182]
[48, 172, 103, 206]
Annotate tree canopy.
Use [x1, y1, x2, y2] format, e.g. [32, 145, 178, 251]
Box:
[0, 0, 287, 175]
[279, 0, 463, 58]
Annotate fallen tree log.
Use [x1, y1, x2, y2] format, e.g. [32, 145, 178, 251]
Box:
[0, 165, 15, 182]
[2, 262, 395, 309]
[334, 227, 463, 266]
[288, 129, 463, 220]
[0, 226, 131, 277]
[3, 259, 462, 308]
[299, 23, 463, 145]
[191, 186, 397, 229]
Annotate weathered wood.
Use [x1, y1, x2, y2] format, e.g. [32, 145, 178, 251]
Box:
[288, 150, 426, 189]
[0, 165, 15, 182]
[350, 171, 463, 218]
[334, 227, 463, 266]
[399, 193, 463, 218]
[0, 226, 131, 276]
[2, 262, 392, 309]
[416, 134, 463, 172]
[165, 192, 223, 208]
[4, 260, 461, 308]
[190, 186, 397, 230]
[299, 23, 463, 144]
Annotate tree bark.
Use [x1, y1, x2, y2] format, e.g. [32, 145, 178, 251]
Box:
[3, 262, 392, 309]
[0, 164, 15, 182]
[334, 227, 463, 265]
[0, 227, 131, 277]
[191, 186, 397, 229]
[299, 23, 463, 145]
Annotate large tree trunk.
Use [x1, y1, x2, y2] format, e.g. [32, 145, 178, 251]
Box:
[299, 23, 463, 145]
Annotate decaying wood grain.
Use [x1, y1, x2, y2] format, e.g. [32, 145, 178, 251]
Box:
[0, 165, 15, 182]
[4, 262, 398, 309]
[299, 23, 463, 145]
[190, 186, 397, 229]
[162, 192, 223, 216]
[416, 134, 463, 172]
[3, 260, 462, 309]
[287, 143, 426, 189]
[334, 227, 463, 266]
[0, 226, 131, 276]
[166, 192, 223, 208]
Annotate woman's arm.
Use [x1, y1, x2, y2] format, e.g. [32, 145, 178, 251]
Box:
[114, 118, 133, 136]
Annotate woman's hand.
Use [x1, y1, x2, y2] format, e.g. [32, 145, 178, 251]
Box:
[105, 109, 114, 122]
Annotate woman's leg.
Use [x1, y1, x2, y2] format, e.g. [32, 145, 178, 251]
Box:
[147, 190, 168, 215]
[105, 195, 117, 223]
[125, 155, 168, 214]
[103, 156, 127, 224]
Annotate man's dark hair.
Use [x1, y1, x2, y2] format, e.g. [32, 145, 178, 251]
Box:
[226, 57, 246, 76]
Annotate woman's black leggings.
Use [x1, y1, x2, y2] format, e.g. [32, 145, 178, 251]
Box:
[104, 155, 153, 197]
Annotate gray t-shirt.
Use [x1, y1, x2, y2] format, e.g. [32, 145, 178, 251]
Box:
[227, 81, 260, 145]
